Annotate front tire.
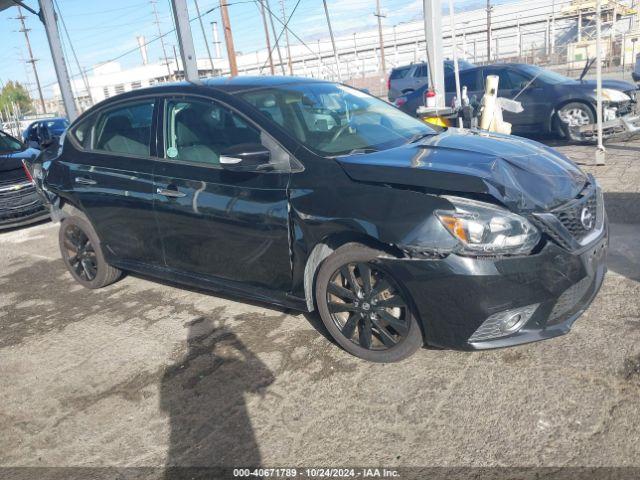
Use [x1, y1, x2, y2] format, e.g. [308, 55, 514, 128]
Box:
[556, 102, 595, 142]
[59, 215, 122, 289]
[315, 243, 423, 362]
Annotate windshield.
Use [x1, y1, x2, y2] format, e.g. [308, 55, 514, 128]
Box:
[44, 119, 69, 131]
[0, 131, 24, 153]
[519, 65, 574, 85]
[239, 83, 435, 156]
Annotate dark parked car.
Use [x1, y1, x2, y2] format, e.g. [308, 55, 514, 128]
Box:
[23, 117, 69, 149]
[0, 130, 48, 229]
[388, 59, 475, 101]
[26, 77, 607, 362]
[396, 63, 638, 141]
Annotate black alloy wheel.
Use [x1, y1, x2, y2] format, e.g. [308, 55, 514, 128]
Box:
[315, 243, 423, 362]
[327, 262, 410, 350]
[58, 214, 122, 289]
[62, 223, 98, 282]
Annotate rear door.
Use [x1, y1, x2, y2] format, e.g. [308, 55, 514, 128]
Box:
[65, 97, 164, 266]
[153, 94, 293, 292]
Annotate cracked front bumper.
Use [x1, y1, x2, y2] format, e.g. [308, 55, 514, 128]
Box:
[379, 227, 608, 350]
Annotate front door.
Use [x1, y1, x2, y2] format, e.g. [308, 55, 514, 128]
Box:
[65, 98, 164, 266]
[153, 95, 293, 292]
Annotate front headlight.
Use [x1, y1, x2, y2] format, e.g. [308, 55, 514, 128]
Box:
[436, 197, 540, 256]
[598, 88, 631, 103]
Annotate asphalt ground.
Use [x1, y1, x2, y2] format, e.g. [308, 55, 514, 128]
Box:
[1, 138, 639, 480]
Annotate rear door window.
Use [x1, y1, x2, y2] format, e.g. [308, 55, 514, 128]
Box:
[93, 101, 155, 156]
[458, 70, 480, 91]
[390, 67, 411, 80]
[413, 64, 428, 78]
[482, 68, 513, 90]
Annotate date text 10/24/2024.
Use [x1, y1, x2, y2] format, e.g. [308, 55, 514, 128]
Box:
[233, 468, 401, 478]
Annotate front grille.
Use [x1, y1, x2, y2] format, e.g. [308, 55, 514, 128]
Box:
[533, 181, 603, 251]
[553, 191, 598, 243]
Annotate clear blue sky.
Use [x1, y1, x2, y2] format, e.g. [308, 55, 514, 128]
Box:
[0, 0, 514, 98]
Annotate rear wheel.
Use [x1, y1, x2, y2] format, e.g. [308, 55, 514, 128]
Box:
[556, 102, 595, 142]
[315, 244, 423, 362]
[59, 215, 122, 289]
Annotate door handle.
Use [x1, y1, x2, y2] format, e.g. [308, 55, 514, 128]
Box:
[157, 187, 186, 198]
[75, 177, 96, 185]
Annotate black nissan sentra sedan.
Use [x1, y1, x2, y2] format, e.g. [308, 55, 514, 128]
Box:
[25, 77, 608, 362]
[0, 130, 48, 229]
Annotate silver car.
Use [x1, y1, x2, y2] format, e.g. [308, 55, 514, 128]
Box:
[387, 59, 475, 101]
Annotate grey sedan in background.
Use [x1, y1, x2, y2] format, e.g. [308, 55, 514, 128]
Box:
[395, 63, 639, 142]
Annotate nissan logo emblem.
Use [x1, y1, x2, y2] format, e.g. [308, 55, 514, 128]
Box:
[580, 207, 594, 230]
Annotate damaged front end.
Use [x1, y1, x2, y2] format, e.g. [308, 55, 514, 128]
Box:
[574, 90, 640, 141]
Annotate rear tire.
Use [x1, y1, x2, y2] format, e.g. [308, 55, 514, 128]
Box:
[58, 215, 122, 289]
[315, 243, 423, 362]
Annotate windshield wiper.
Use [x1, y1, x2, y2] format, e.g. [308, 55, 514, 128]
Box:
[345, 148, 379, 155]
[406, 132, 436, 144]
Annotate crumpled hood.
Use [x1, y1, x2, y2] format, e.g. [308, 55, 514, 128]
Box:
[0, 147, 40, 172]
[337, 129, 588, 212]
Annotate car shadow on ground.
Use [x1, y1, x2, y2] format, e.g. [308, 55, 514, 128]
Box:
[604, 192, 640, 282]
[160, 317, 274, 477]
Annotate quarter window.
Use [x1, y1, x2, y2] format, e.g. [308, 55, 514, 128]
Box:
[93, 101, 154, 156]
[164, 98, 261, 166]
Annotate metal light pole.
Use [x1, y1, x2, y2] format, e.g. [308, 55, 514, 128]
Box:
[171, 0, 200, 83]
[38, 0, 78, 121]
[595, 0, 605, 165]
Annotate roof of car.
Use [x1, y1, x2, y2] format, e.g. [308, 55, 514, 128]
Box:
[71, 75, 334, 124]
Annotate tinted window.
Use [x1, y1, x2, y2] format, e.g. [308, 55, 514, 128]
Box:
[482, 68, 513, 90]
[164, 98, 261, 166]
[94, 101, 154, 156]
[413, 65, 428, 78]
[71, 115, 95, 149]
[389, 67, 411, 80]
[241, 91, 285, 126]
[457, 70, 480, 91]
[0, 131, 23, 152]
[240, 83, 435, 156]
[507, 70, 532, 90]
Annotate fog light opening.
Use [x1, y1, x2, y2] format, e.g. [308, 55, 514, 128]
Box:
[468, 303, 540, 343]
[500, 312, 526, 333]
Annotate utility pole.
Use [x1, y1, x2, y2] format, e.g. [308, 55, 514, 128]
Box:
[280, 0, 294, 74]
[38, 0, 78, 121]
[16, 6, 46, 113]
[259, 0, 275, 74]
[486, 0, 492, 62]
[151, 0, 172, 79]
[220, 0, 239, 76]
[193, 0, 215, 75]
[265, 0, 285, 75]
[171, 0, 200, 83]
[374, 0, 387, 78]
[323, 0, 342, 82]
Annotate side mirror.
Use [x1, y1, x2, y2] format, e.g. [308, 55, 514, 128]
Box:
[220, 143, 271, 170]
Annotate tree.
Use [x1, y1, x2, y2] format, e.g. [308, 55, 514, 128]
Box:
[0, 81, 33, 116]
